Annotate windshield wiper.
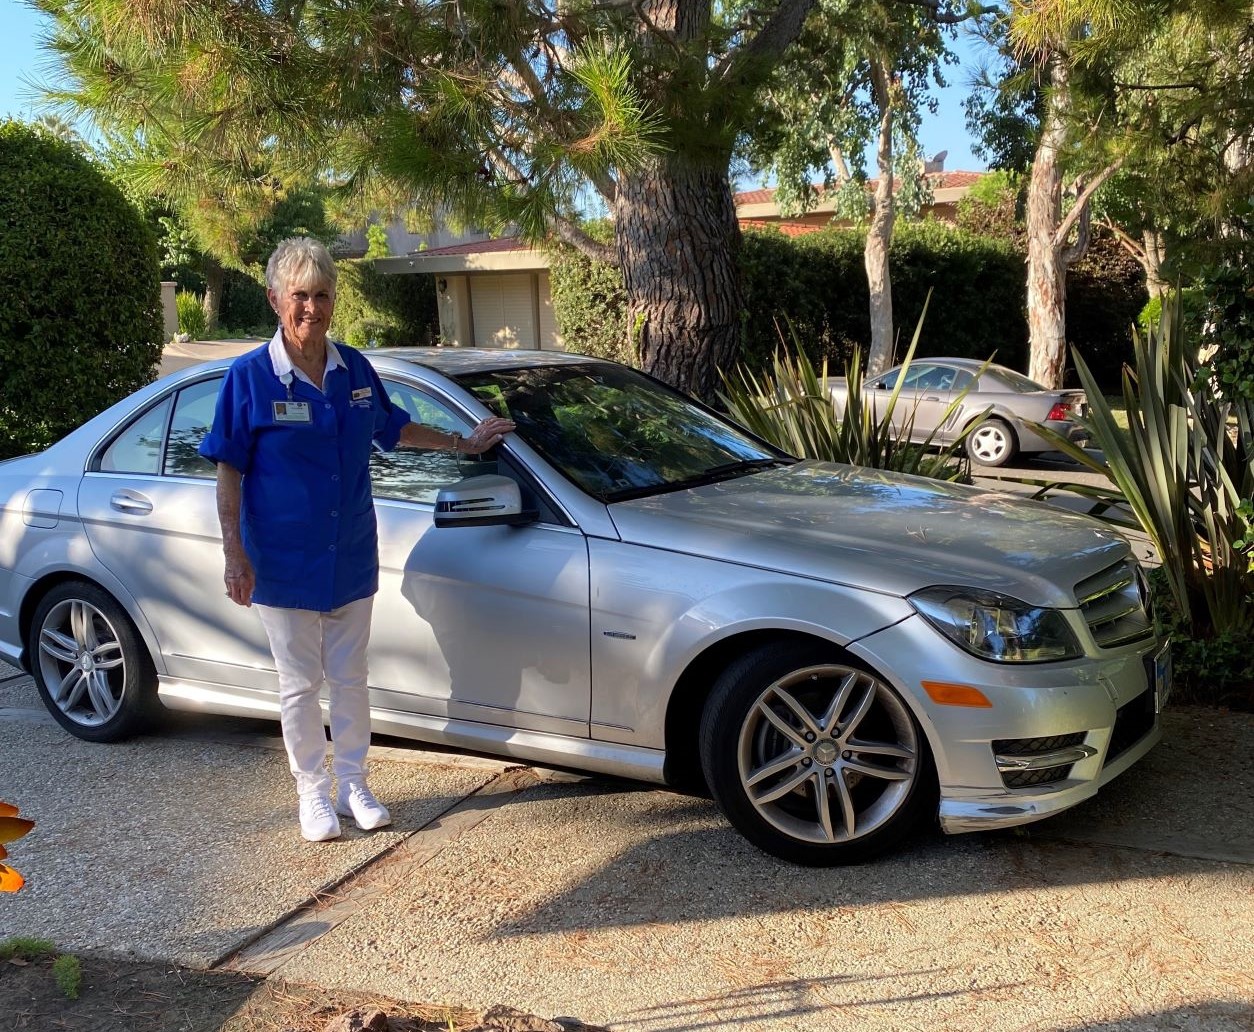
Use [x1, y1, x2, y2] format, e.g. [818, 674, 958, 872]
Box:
[604, 457, 790, 503]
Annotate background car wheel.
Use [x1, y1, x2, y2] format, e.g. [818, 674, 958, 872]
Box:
[699, 642, 936, 865]
[968, 418, 1017, 467]
[27, 581, 159, 742]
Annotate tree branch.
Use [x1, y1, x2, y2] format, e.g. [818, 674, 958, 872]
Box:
[551, 216, 618, 263]
[1096, 215, 1146, 263]
[716, 0, 817, 88]
[1053, 156, 1124, 251]
[890, 0, 994, 25]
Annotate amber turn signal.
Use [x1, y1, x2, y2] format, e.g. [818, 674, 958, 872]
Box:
[922, 681, 994, 708]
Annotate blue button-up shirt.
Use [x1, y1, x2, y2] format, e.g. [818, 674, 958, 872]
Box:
[199, 332, 411, 611]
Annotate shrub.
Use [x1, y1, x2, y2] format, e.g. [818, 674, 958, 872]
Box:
[51, 953, 82, 1000]
[0, 121, 163, 459]
[545, 223, 633, 362]
[218, 269, 273, 335]
[329, 260, 438, 348]
[175, 291, 207, 340]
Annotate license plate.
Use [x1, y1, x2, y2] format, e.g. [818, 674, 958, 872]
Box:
[1150, 641, 1172, 713]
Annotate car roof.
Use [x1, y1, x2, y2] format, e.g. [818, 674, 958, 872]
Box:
[367, 347, 608, 376]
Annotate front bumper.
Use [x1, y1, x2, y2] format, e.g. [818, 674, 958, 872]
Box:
[849, 614, 1164, 835]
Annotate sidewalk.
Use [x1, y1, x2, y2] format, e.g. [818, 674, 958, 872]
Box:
[1, 659, 1251, 1031]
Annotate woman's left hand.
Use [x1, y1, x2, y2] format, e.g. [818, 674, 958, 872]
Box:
[461, 416, 516, 455]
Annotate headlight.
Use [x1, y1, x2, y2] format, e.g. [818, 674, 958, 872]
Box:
[909, 586, 1082, 663]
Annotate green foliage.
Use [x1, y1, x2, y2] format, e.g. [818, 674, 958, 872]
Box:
[720, 303, 970, 480]
[0, 937, 57, 961]
[0, 121, 162, 459]
[1065, 233, 1150, 389]
[1045, 299, 1254, 666]
[365, 224, 390, 259]
[218, 270, 273, 336]
[1197, 233, 1254, 402]
[1148, 569, 1253, 709]
[175, 291, 207, 340]
[51, 953, 82, 1000]
[1137, 288, 1204, 339]
[738, 222, 1027, 373]
[329, 261, 438, 349]
[546, 223, 631, 363]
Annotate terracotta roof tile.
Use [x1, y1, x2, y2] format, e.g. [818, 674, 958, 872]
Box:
[734, 170, 986, 206]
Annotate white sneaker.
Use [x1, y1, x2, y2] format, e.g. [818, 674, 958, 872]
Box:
[298, 792, 341, 842]
[336, 781, 392, 831]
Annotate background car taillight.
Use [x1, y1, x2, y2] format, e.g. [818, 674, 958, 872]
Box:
[1046, 401, 1077, 421]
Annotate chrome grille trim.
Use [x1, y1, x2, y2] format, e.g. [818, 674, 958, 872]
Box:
[1076, 559, 1154, 648]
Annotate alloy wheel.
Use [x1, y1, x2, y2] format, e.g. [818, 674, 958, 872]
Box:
[736, 664, 919, 845]
[36, 598, 128, 727]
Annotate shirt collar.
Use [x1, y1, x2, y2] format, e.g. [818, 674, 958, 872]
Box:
[267, 327, 344, 389]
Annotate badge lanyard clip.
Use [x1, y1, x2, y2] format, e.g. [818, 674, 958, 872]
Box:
[280, 371, 295, 401]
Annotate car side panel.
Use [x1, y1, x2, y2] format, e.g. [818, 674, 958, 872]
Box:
[587, 538, 915, 748]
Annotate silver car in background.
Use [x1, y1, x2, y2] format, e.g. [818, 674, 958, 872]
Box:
[0, 349, 1167, 865]
[829, 357, 1090, 466]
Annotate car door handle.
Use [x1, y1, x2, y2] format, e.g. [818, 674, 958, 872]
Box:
[924, 395, 942, 402]
[110, 491, 153, 515]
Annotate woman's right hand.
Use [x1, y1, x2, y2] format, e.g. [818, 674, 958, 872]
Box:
[224, 547, 255, 607]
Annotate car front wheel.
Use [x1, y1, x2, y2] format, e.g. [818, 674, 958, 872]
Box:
[699, 642, 935, 865]
[28, 581, 158, 742]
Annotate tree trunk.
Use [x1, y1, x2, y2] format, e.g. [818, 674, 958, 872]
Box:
[1026, 54, 1070, 389]
[1143, 228, 1169, 299]
[865, 59, 896, 378]
[614, 153, 742, 400]
[202, 256, 225, 334]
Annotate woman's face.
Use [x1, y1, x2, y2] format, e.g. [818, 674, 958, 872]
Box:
[269, 276, 335, 352]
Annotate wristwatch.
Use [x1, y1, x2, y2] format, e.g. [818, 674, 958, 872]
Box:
[449, 431, 464, 452]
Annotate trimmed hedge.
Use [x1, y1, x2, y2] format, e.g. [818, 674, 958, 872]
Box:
[329, 260, 439, 348]
[0, 121, 163, 458]
[547, 219, 1145, 391]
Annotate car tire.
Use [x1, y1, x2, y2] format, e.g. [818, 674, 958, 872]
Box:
[27, 581, 159, 742]
[699, 641, 936, 866]
[968, 417, 1018, 467]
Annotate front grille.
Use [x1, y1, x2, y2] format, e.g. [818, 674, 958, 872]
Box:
[1076, 560, 1154, 648]
[993, 732, 1086, 789]
[1104, 686, 1156, 767]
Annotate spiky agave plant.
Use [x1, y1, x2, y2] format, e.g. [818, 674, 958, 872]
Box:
[1042, 296, 1254, 639]
[720, 295, 975, 480]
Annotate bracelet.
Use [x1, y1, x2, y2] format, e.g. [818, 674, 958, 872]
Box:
[449, 431, 464, 452]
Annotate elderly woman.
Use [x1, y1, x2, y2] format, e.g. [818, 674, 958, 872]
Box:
[199, 237, 513, 842]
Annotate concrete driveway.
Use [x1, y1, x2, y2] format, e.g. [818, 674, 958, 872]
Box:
[1, 658, 1250, 1032]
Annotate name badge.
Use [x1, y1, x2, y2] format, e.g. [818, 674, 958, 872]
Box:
[351, 387, 373, 402]
[273, 401, 312, 424]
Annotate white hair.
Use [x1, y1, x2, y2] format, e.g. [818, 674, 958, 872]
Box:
[266, 237, 337, 294]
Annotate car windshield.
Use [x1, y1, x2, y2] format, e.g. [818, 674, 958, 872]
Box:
[986, 365, 1047, 393]
[456, 362, 788, 502]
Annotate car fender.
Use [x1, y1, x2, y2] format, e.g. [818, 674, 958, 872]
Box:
[589, 537, 914, 748]
[7, 528, 166, 677]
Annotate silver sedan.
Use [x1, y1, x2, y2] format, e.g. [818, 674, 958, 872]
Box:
[830, 357, 1090, 466]
[0, 349, 1167, 864]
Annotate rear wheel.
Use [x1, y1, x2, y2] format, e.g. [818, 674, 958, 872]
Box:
[699, 642, 935, 865]
[27, 581, 158, 742]
[968, 417, 1017, 467]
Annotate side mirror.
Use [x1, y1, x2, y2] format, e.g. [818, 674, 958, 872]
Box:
[434, 474, 537, 528]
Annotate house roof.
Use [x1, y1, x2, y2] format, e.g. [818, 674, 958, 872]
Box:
[733, 170, 985, 208]
[373, 236, 551, 274]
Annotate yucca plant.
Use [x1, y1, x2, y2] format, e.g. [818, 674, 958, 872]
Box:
[720, 297, 976, 481]
[1042, 297, 1254, 639]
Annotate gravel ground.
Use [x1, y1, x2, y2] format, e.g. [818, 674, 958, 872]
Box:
[0, 713, 495, 967]
[2, 680, 1250, 1031]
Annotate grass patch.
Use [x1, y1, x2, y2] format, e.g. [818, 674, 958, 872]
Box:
[0, 936, 58, 961]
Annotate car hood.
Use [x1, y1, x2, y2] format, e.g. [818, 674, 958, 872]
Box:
[606, 461, 1128, 608]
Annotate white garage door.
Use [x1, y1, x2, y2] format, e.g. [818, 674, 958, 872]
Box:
[470, 273, 537, 349]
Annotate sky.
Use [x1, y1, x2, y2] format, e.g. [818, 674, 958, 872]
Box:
[0, 3, 987, 174]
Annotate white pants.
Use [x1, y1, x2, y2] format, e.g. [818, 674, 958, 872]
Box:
[255, 596, 375, 798]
